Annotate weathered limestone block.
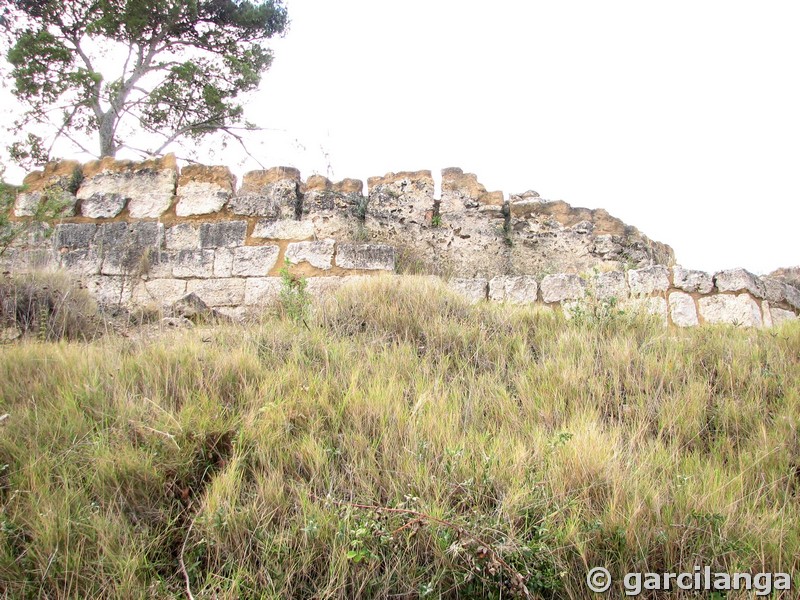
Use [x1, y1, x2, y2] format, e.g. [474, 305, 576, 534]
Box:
[186, 278, 246, 306]
[540, 273, 586, 303]
[591, 234, 623, 256]
[769, 305, 798, 326]
[97, 222, 163, 276]
[335, 243, 395, 271]
[440, 168, 503, 214]
[132, 279, 188, 306]
[213, 248, 234, 277]
[78, 155, 177, 219]
[80, 193, 127, 219]
[82, 276, 132, 306]
[199, 221, 247, 248]
[165, 224, 201, 250]
[367, 170, 434, 223]
[488, 275, 538, 303]
[8, 248, 58, 272]
[52, 223, 97, 251]
[713, 268, 766, 299]
[672, 266, 713, 294]
[253, 219, 314, 240]
[588, 270, 629, 301]
[59, 248, 102, 276]
[448, 278, 488, 303]
[621, 297, 669, 326]
[669, 291, 698, 327]
[286, 240, 335, 270]
[175, 164, 235, 216]
[698, 294, 763, 327]
[229, 167, 300, 217]
[303, 176, 364, 239]
[244, 277, 282, 305]
[15, 160, 81, 217]
[171, 250, 215, 278]
[764, 278, 800, 310]
[231, 246, 280, 277]
[627, 266, 670, 296]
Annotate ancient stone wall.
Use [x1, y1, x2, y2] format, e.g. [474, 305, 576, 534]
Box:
[3, 155, 797, 327]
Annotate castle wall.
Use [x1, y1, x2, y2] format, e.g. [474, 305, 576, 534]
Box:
[3, 155, 797, 327]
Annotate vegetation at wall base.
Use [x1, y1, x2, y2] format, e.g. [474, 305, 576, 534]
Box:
[0, 276, 798, 599]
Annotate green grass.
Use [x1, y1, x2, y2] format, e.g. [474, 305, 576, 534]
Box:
[0, 276, 798, 598]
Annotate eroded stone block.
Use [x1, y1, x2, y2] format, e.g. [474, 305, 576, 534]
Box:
[15, 160, 81, 217]
[244, 277, 282, 305]
[448, 278, 488, 303]
[97, 222, 163, 276]
[335, 243, 395, 271]
[199, 221, 247, 248]
[540, 273, 586, 303]
[213, 248, 234, 277]
[232, 246, 280, 277]
[713, 268, 766, 299]
[175, 164, 235, 217]
[770, 305, 798, 326]
[699, 294, 763, 327]
[186, 278, 246, 306]
[165, 223, 201, 250]
[627, 266, 670, 296]
[672, 266, 713, 294]
[132, 279, 188, 306]
[286, 240, 335, 270]
[52, 223, 97, 251]
[253, 219, 314, 240]
[669, 291, 698, 327]
[588, 270, 629, 301]
[171, 250, 215, 278]
[488, 275, 538, 303]
[229, 167, 300, 217]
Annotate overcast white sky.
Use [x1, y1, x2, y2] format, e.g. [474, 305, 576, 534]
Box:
[3, 0, 799, 274]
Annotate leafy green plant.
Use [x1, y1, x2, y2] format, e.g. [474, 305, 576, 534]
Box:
[431, 214, 442, 228]
[278, 258, 311, 323]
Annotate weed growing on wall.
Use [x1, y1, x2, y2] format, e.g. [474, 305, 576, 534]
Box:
[278, 258, 311, 323]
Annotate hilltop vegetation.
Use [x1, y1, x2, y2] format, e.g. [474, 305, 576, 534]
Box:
[0, 276, 798, 599]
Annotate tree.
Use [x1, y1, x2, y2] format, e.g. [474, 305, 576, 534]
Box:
[1, 0, 288, 166]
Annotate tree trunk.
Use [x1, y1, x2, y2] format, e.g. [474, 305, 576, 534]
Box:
[98, 112, 118, 158]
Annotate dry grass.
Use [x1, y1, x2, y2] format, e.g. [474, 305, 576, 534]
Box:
[0, 275, 798, 598]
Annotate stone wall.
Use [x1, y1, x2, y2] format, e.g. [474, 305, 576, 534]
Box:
[3, 155, 797, 327]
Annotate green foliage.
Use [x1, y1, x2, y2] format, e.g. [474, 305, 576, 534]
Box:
[2, 0, 289, 164]
[278, 258, 310, 323]
[431, 214, 442, 228]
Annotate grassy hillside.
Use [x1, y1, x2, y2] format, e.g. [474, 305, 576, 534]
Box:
[0, 276, 798, 599]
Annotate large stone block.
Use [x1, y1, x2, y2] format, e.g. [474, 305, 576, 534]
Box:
[540, 273, 586, 303]
[764, 278, 800, 310]
[699, 294, 763, 327]
[186, 278, 246, 306]
[199, 221, 247, 248]
[165, 223, 201, 250]
[175, 164, 235, 217]
[335, 243, 395, 271]
[286, 240, 335, 270]
[448, 278, 488, 303]
[132, 279, 188, 306]
[440, 168, 503, 214]
[588, 270, 629, 301]
[367, 170, 434, 223]
[231, 246, 280, 277]
[15, 160, 81, 217]
[627, 266, 670, 296]
[213, 248, 234, 277]
[59, 248, 102, 276]
[77, 155, 177, 219]
[672, 266, 713, 294]
[229, 167, 300, 217]
[252, 219, 314, 240]
[97, 222, 163, 276]
[82, 275, 132, 306]
[488, 275, 538, 303]
[713, 268, 766, 299]
[669, 291, 698, 327]
[769, 305, 798, 326]
[52, 223, 97, 251]
[171, 250, 215, 278]
[244, 277, 282, 305]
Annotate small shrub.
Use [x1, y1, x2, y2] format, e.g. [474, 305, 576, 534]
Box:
[0, 271, 102, 340]
[278, 259, 311, 323]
